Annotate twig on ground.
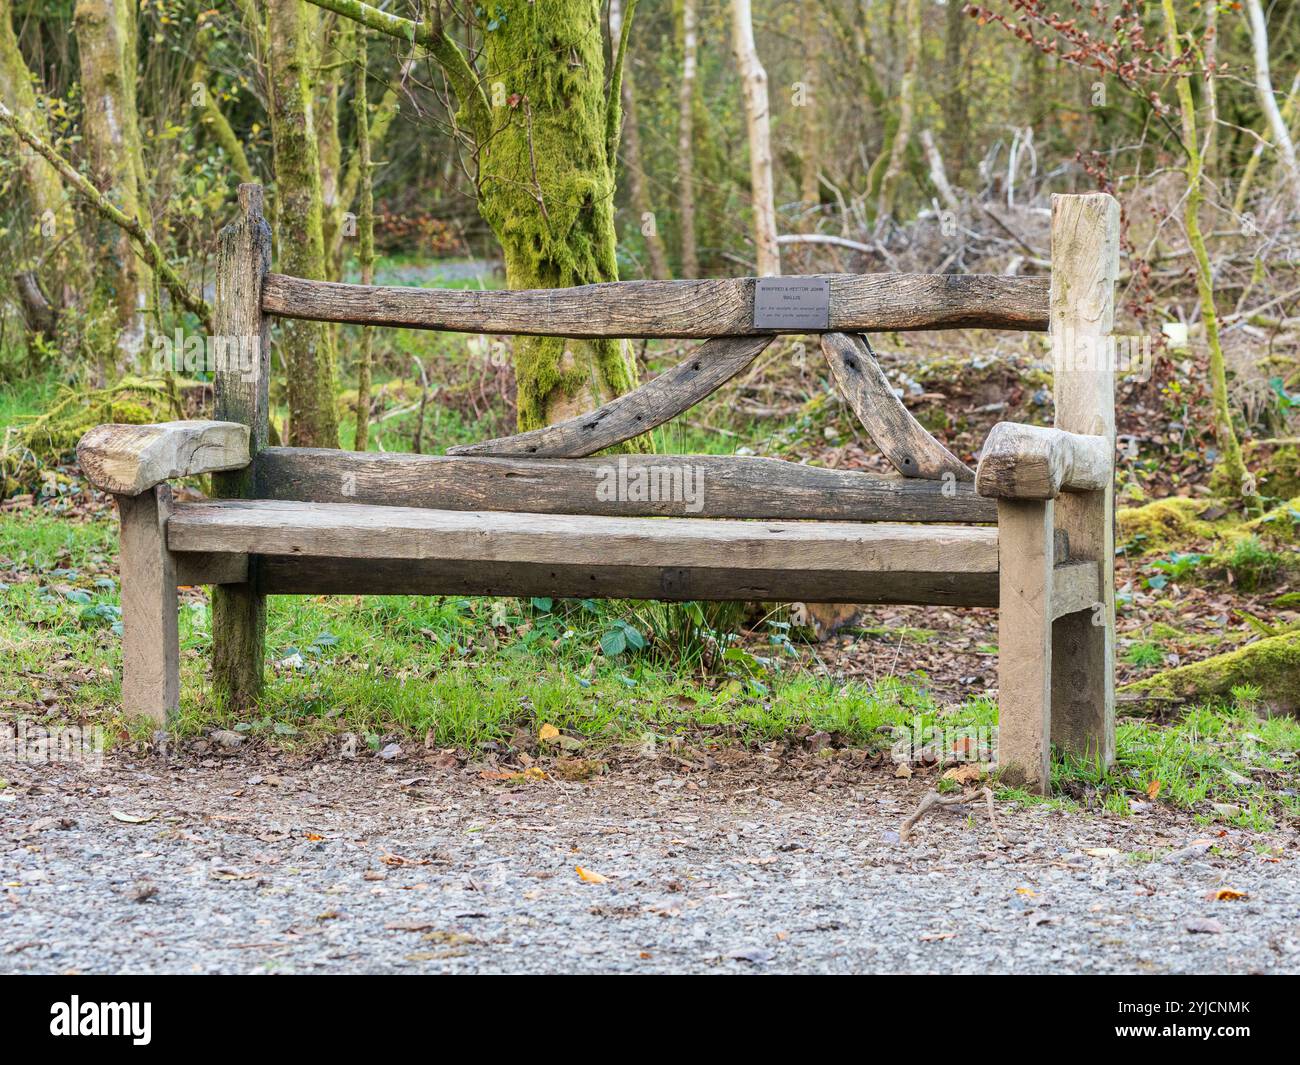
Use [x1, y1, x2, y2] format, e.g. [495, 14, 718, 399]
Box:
[898, 785, 1006, 845]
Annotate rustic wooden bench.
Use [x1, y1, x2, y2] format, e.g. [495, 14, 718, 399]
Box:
[77, 185, 1120, 793]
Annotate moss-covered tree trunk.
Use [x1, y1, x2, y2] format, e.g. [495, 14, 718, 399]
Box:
[476, 0, 641, 430]
[0, 0, 85, 338]
[266, 0, 339, 448]
[74, 0, 151, 370]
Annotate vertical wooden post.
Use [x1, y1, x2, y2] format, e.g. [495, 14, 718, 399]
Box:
[997, 498, 1055, 793]
[1049, 192, 1120, 770]
[211, 183, 271, 709]
[118, 485, 179, 725]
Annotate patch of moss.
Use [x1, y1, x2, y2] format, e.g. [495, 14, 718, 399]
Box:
[1117, 497, 1223, 555]
[1120, 630, 1300, 713]
[1245, 495, 1300, 546]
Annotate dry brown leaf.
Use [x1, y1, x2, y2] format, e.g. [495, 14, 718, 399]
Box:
[942, 763, 985, 784]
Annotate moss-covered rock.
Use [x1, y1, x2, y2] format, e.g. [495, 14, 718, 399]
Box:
[1120, 631, 1300, 713]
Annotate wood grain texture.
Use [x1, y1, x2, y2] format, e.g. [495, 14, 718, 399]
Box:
[974, 421, 1111, 500]
[175, 551, 248, 587]
[116, 485, 179, 726]
[449, 336, 772, 457]
[77, 420, 249, 495]
[211, 182, 272, 710]
[1052, 560, 1100, 620]
[996, 498, 1055, 794]
[1048, 192, 1119, 770]
[255, 448, 999, 522]
[167, 499, 1000, 574]
[256, 555, 998, 606]
[820, 332, 974, 481]
[261, 271, 1049, 337]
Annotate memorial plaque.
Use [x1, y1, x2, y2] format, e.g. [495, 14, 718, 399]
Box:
[752, 277, 831, 330]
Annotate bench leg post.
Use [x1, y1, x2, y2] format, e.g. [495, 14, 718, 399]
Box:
[996, 499, 1054, 794]
[212, 581, 265, 711]
[117, 485, 179, 726]
[1047, 191, 1118, 773]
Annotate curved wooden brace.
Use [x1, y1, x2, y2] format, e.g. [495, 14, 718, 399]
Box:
[448, 335, 773, 457]
[820, 332, 974, 482]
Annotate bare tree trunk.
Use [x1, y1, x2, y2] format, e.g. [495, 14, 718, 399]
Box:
[876, 0, 920, 225]
[677, 0, 699, 278]
[610, 0, 669, 279]
[1235, 70, 1300, 216]
[267, 0, 339, 448]
[731, 0, 780, 276]
[75, 0, 151, 369]
[798, 53, 820, 224]
[1244, 0, 1300, 215]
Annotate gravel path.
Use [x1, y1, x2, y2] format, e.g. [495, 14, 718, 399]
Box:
[3, 749, 1299, 974]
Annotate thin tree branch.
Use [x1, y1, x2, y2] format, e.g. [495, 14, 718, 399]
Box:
[0, 102, 212, 329]
[300, 0, 490, 140]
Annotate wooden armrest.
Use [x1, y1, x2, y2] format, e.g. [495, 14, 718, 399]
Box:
[975, 422, 1111, 500]
[77, 420, 250, 496]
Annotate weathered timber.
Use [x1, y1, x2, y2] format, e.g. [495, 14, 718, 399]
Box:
[448, 336, 772, 457]
[975, 422, 1112, 500]
[77, 420, 250, 496]
[261, 271, 1049, 337]
[255, 448, 999, 522]
[167, 499, 1000, 574]
[996, 498, 1055, 794]
[117, 485, 179, 726]
[1048, 192, 1120, 769]
[820, 332, 974, 481]
[256, 555, 998, 606]
[1052, 560, 1100, 620]
[175, 551, 248, 587]
[211, 182, 271, 709]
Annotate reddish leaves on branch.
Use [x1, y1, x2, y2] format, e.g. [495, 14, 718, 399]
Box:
[963, 0, 1223, 114]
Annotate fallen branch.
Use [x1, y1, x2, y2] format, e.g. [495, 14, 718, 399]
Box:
[899, 784, 1006, 844]
[0, 102, 212, 329]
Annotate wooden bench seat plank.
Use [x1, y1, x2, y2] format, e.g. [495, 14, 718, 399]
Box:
[255, 448, 999, 523]
[167, 499, 999, 574]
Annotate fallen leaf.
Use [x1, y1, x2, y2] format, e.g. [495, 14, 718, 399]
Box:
[539, 723, 560, 743]
[576, 865, 609, 884]
[894, 763, 913, 779]
[111, 810, 155, 824]
[942, 763, 984, 784]
[1211, 888, 1247, 902]
[209, 866, 256, 881]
